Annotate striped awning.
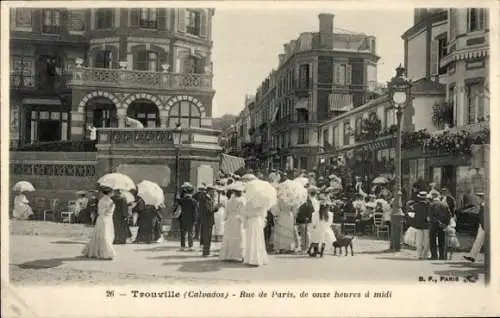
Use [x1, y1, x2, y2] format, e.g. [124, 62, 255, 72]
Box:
[220, 153, 245, 174]
[440, 47, 489, 67]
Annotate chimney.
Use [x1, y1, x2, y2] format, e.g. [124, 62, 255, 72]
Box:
[278, 54, 285, 65]
[283, 43, 289, 55]
[318, 13, 334, 50]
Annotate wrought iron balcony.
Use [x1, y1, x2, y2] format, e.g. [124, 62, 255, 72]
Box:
[71, 67, 213, 91]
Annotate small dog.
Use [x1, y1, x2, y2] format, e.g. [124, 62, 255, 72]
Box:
[332, 226, 355, 256]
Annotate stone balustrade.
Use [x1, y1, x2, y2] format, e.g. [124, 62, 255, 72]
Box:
[97, 127, 221, 149]
[71, 67, 213, 91]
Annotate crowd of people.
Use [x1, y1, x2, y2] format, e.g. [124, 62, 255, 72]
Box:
[12, 166, 486, 267]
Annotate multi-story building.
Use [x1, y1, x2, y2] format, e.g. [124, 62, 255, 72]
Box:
[233, 13, 380, 171]
[10, 8, 220, 205]
[10, 8, 215, 147]
[318, 8, 490, 199]
[401, 8, 489, 197]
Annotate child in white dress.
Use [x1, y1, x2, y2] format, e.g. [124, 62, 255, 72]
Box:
[308, 195, 336, 257]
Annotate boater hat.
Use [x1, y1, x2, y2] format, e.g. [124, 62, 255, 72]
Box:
[227, 181, 245, 192]
[417, 191, 428, 199]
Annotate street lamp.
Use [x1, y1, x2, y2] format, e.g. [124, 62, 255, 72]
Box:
[172, 123, 182, 198]
[387, 64, 412, 252]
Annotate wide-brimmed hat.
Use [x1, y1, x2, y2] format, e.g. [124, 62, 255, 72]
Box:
[417, 191, 428, 199]
[366, 202, 376, 209]
[181, 182, 194, 190]
[227, 181, 245, 192]
[76, 190, 87, 195]
[206, 184, 221, 191]
[428, 190, 440, 198]
[241, 173, 258, 182]
[476, 192, 485, 197]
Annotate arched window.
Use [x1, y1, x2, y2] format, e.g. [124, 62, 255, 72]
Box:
[167, 101, 201, 128]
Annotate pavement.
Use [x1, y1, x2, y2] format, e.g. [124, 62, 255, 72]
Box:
[8, 221, 485, 285]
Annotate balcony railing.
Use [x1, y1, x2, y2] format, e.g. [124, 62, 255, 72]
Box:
[272, 112, 319, 129]
[71, 67, 213, 91]
[11, 74, 71, 91]
[97, 127, 221, 148]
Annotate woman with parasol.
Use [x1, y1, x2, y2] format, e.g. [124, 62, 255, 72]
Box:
[12, 181, 35, 220]
[82, 185, 116, 260]
[134, 180, 165, 244]
[242, 179, 277, 266]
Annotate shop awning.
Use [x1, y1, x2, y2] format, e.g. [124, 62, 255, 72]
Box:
[220, 153, 245, 174]
[295, 98, 309, 110]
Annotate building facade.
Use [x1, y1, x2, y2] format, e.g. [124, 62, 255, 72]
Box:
[232, 13, 380, 171]
[10, 8, 221, 206]
[318, 8, 490, 200]
[10, 8, 215, 148]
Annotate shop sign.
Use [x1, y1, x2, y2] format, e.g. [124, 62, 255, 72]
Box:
[359, 138, 395, 152]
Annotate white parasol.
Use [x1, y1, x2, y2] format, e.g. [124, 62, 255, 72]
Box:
[276, 179, 308, 211]
[294, 176, 309, 187]
[122, 191, 135, 204]
[244, 179, 277, 215]
[137, 180, 165, 207]
[98, 173, 136, 191]
[241, 173, 258, 182]
[372, 176, 389, 184]
[13, 181, 35, 192]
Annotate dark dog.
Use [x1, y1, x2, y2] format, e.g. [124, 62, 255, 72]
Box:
[332, 226, 355, 256]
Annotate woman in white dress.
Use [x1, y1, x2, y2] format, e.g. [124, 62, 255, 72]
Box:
[82, 187, 116, 260]
[242, 195, 269, 267]
[219, 182, 246, 262]
[213, 188, 228, 242]
[272, 204, 298, 253]
[308, 195, 336, 257]
[12, 191, 34, 220]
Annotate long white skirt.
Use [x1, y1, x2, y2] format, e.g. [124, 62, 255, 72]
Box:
[403, 227, 418, 248]
[214, 208, 225, 236]
[244, 216, 269, 266]
[219, 216, 244, 261]
[82, 215, 116, 259]
[273, 210, 297, 251]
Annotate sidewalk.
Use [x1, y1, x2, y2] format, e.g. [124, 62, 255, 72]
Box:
[9, 233, 485, 285]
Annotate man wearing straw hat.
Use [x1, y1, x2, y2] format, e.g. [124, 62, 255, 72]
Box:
[193, 183, 206, 241]
[296, 186, 318, 253]
[412, 191, 431, 260]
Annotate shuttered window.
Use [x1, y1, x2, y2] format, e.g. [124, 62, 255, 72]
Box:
[140, 9, 157, 28]
[134, 51, 159, 71]
[430, 39, 438, 75]
[467, 8, 486, 32]
[96, 9, 113, 29]
[183, 56, 204, 74]
[186, 9, 201, 35]
[95, 50, 113, 69]
[42, 9, 60, 34]
[333, 63, 352, 86]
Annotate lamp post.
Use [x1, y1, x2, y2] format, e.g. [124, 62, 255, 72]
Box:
[172, 123, 182, 198]
[387, 64, 412, 252]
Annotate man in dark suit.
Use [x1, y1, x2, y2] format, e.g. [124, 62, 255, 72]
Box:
[296, 188, 317, 252]
[428, 191, 451, 260]
[464, 193, 486, 263]
[199, 185, 219, 256]
[412, 191, 430, 259]
[177, 183, 199, 251]
[193, 183, 206, 240]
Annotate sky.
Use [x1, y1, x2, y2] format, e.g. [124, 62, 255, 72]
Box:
[211, 8, 414, 117]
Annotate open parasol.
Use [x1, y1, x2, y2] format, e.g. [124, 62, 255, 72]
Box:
[13, 181, 35, 192]
[244, 179, 277, 214]
[137, 180, 165, 207]
[372, 176, 389, 185]
[276, 179, 308, 211]
[98, 173, 136, 191]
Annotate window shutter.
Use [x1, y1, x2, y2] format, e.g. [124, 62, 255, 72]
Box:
[134, 50, 147, 70]
[177, 8, 186, 32]
[333, 64, 340, 84]
[158, 9, 167, 30]
[200, 10, 207, 37]
[196, 57, 205, 74]
[346, 64, 352, 85]
[130, 8, 140, 27]
[430, 39, 438, 75]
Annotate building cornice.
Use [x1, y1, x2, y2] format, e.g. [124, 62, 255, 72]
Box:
[401, 10, 447, 40]
[320, 95, 390, 127]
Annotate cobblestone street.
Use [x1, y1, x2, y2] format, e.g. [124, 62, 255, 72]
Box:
[8, 221, 485, 285]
